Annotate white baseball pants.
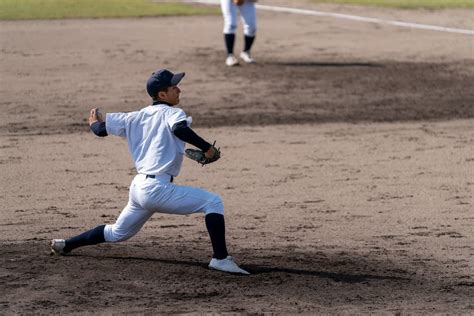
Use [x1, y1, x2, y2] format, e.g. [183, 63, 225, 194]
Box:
[220, 0, 257, 37]
[104, 174, 224, 242]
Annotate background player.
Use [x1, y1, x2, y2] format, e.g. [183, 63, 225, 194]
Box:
[50, 69, 249, 275]
[220, 0, 257, 66]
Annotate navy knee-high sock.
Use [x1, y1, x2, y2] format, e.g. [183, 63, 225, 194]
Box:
[244, 35, 255, 53]
[224, 33, 235, 55]
[64, 225, 106, 253]
[205, 213, 228, 260]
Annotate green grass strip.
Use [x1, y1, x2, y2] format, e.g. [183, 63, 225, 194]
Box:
[310, 0, 474, 9]
[0, 0, 219, 21]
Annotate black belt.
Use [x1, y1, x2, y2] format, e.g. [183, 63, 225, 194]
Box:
[146, 174, 173, 183]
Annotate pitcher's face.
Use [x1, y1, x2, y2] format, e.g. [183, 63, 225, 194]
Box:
[159, 86, 181, 105]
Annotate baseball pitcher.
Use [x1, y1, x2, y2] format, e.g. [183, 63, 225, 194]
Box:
[50, 69, 249, 275]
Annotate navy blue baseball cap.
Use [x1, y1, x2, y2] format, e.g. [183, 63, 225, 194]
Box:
[146, 69, 185, 98]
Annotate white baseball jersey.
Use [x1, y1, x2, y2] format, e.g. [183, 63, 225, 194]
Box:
[102, 104, 223, 243]
[106, 104, 187, 177]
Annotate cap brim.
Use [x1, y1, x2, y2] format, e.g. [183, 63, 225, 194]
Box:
[170, 72, 185, 86]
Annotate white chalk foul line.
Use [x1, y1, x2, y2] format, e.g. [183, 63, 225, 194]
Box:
[189, 0, 474, 36]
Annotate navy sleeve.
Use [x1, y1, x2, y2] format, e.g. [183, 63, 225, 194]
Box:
[90, 121, 108, 137]
[172, 120, 211, 152]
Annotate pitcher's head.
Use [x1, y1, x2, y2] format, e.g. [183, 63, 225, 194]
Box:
[146, 69, 185, 105]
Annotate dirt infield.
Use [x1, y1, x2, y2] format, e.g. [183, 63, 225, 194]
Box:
[1, 1, 473, 314]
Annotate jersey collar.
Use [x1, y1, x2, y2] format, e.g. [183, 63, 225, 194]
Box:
[152, 100, 173, 107]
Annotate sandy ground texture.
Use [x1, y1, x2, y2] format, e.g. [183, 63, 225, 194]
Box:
[1, 1, 473, 314]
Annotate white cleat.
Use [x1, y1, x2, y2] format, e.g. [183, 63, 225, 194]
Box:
[50, 239, 67, 255]
[226, 54, 240, 67]
[240, 51, 255, 64]
[209, 256, 250, 275]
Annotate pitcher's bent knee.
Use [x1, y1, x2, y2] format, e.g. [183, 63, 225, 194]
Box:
[205, 193, 224, 215]
[104, 224, 136, 243]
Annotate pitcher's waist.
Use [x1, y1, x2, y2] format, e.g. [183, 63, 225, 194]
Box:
[138, 173, 173, 183]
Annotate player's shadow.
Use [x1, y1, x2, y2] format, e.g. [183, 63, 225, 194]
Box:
[244, 265, 408, 283]
[266, 61, 382, 68]
[73, 253, 408, 284]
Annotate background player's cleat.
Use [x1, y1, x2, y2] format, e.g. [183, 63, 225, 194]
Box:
[209, 256, 250, 275]
[226, 55, 239, 67]
[50, 239, 67, 255]
[240, 51, 255, 64]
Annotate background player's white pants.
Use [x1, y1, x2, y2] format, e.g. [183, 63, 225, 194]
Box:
[221, 0, 257, 37]
[104, 174, 224, 242]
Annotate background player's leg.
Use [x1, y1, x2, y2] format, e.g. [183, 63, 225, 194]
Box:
[221, 0, 239, 66]
[244, 34, 255, 54]
[239, 2, 257, 63]
[225, 33, 236, 56]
